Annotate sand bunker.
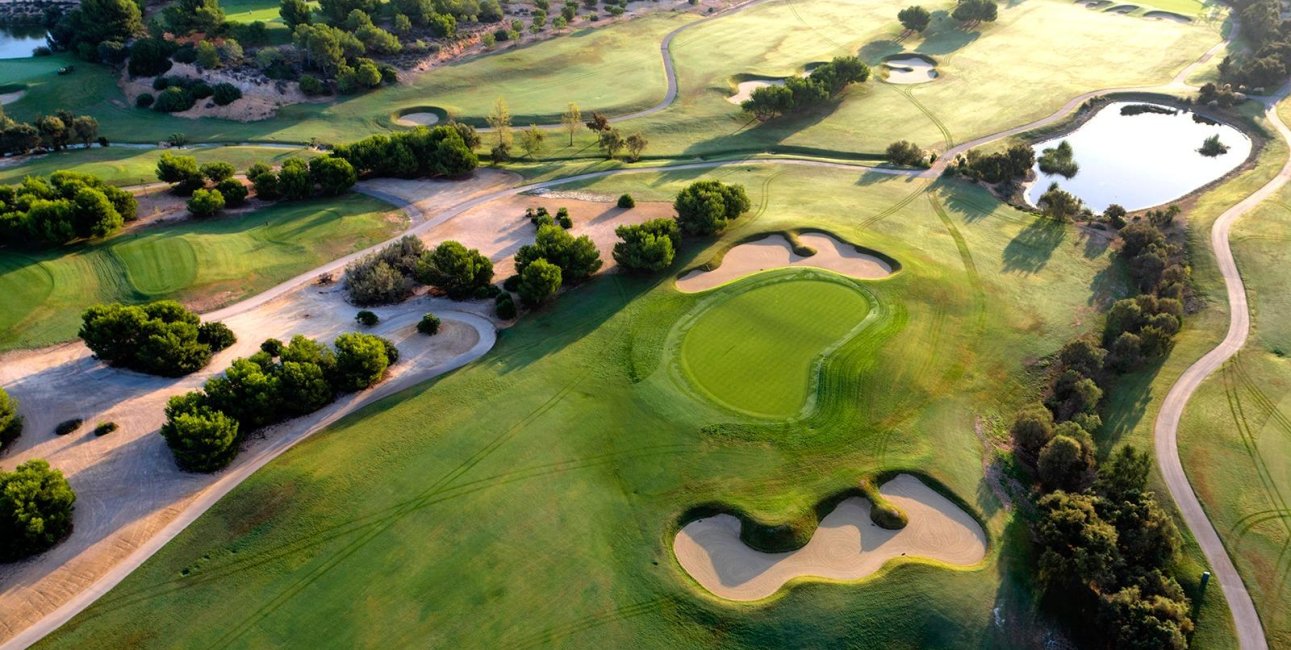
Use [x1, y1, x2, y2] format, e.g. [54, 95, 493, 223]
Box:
[395, 112, 442, 126]
[1108, 4, 1138, 12]
[1143, 9, 1191, 21]
[882, 56, 938, 85]
[673, 474, 987, 601]
[0, 90, 24, 105]
[676, 233, 892, 292]
[727, 79, 784, 105]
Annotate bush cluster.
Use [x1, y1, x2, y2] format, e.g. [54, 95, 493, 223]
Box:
[1007, 211, 1193, 647]
[674, 180, 751, 236]
[79, 301, 236, 377]
[0, 171, 137, 246]
[158, 153, 356, 216]
[740, 56, 870, 120]
[955, 144, 1034, 184]
[0, 460, 76, 562]
[885, 140, 927, 167]
[343, 236, 426, 305]
[612, 218, 680, 273]
[0, 109, 99, 157]
[332, 124, 478, 179]
[0, 387, 23, 450]
[513, 224, 602, 306]
[417, 313, 440, 335]
[161, 333, 398, 472]
[1037, 140, 1078, 178]
[1219, 0, 1291, 90]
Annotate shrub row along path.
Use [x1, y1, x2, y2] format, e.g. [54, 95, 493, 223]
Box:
[0, 28, 1273, 648]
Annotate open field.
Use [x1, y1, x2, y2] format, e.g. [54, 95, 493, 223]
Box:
[34, 164, 1150, 648]
[0, 193, 402, 350]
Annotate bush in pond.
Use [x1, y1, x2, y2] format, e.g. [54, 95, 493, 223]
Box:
[1038, 140, 1079, 178]
[1198, 134, 1229, 157]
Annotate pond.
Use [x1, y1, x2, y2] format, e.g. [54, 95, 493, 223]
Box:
[1024, 101, 1253, 213]
[0, 24, 48, 60]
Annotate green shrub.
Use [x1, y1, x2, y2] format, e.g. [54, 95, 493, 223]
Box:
[343, 236, 426, 306]
[187, 188, 225, 217]
[0, 460, 76, 561]
[415, 240, 494, 300]
[356, 310, 379, 326]
[495, 292, 517, 319]
[160, 402, 240, 472]
[135, 92, 155, 108]
[153, 86, 195, 113]
[190, 81, 214, 100]
[79, 301, 227, 376]
[674, 180, 750, 236]
[417, 313, 441, 335]
[0, 388, 22, 449]
[299, 74, 326, 96]
[333, 332, 395, 392]
[93, 422, 119, 436]
[55, 419, 83, 436]
[212, 82, 242, 106]
[216, 178, 249, 205]
[617, 193, 634, 209]
[197, 321, 237, 351]
[517, 258, 562, 307]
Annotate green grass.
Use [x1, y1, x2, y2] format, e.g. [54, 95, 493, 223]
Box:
[679, 274, 873, 418]
[0, 194, 403, 350]
[0, 145, 321, 186]
[37, 165, 1139, 648]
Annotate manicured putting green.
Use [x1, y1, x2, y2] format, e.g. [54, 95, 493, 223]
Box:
[679, 276, 870, 418]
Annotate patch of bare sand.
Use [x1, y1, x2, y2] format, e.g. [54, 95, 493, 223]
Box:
[676, 232, 893, 293]
[425, 194, 675, 278]
[395, 112, 441, 126]
[673, 474, 987, 601]
[119, 63, 322, 122]
[727, 79, 783, 105]
[882, 56, 938, 85]
[0, 91, 25, 105]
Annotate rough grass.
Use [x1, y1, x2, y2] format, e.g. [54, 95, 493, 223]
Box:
[679, 274, 873, 418]
[37, 165, 1135, 648]
[0, 194, 402, 350]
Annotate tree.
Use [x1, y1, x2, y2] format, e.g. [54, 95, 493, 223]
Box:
[0, 460, 76, 561]
[1047, 369, 1103, 421]
[1035, 491, 1119, 590]
[673, 180, 751, 236]
[0, 387, 22, 450]
[160, 398, 241, 472]
[585, 111, 610, 132]
[70, 116, 99, 147]
[519, 124, 546, 159]
[487, 97, 513, 149]
[79, 301, 223, 376]
[212, 83, 243, 106]
[165, 0, 225, 35]
[1038, 183, 1083, 221]
[886, 140, 926, 167]
[216, 178, 249, 205]
[613, 219, 679, 273]
[417, 313, 441, 335]
[53, 0, 144, 62]
[898, 5, 931, 32]
[355, 310, 379, 326]
[741, 84, 794, 120]
[278, 158, 313, 200]
[952, 0, 997, 24]
[201, 161, 236, 183]
[517, 258, 562, 307]
[332, 332, 394, 392]
[309, 156, 357, 195]
[416, 240, 495, 299]
[561, 102, 581, 145]
[1009, 403, 1054, 466]
[156, 152, 204, 193]
[625, 132, 648, 162]
[1037, 432, 1095, 492]
[598, 129, 625, 160]
[1059, 338, 1107, 378]
[187, 188, 226, 217]
[514, 224, 602, 282]
[281, 0, 313, 27]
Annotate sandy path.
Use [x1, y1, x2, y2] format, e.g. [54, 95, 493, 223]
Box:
[673, 474, 986, 601]
[882, 57, 938, 85]
[726, 79, 782, 105]
[676, 233, 893, 292]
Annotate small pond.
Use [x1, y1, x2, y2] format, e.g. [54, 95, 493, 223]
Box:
[1024, 101, 1252, 213]
[0, 24, 48, 59]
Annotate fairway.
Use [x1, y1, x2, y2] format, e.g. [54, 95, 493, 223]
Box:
[0, 194, 403, 350]
[679, 275, 872, 418]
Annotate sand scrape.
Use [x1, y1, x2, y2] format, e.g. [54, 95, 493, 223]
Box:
[673, 474, 987, 601]
[882, 56, 938, 84]
[395, 112, 442, 126]
[676, 233, 892, 292]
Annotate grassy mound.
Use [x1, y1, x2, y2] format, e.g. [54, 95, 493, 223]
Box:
[859, 477, 909, 530]
[678, 275, 872, 418]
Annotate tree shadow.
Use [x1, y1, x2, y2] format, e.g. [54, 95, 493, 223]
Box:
[940, 185, 1000, 224]
[1001, 216, 1066, 274]
[1077, 224, 1112, 259]
[916, 19, 982, 56]
[1096, 361, 1165, 453]
[858, 39, 904, 64]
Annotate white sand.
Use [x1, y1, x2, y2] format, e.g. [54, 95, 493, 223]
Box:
[727, 79, 783, 105]
[395, 112, 442, 126]
[676, 233, 893, 293]
[882, 56, 938, 85]
[0, 91, 25, 105]
[673, 474, 987, 601]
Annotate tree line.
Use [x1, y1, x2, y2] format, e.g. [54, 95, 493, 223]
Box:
[0, 107, 101, 157]
[162, 331, 400, 471]
[1009, 212, 1194, 649]
[79, 300, 236, 377]
[0, 171, 137, 246]
[740, 56, 871, 121]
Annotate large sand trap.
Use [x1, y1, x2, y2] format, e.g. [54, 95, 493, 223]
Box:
[1143, 9, 1191, 21]
[673, 474, 987, 601]
[882, 56, 938, 84]
[676, 233, 893, 293]
[395, 111, 442, 126]
[727, 79, 784, 104]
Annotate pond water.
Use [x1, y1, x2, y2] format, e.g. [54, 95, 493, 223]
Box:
[0, 25, 48, 59]
[1024, 101, 1252, 213]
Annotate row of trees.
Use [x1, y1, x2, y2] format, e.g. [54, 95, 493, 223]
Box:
[953, 143, 1034, 184]
[740, 56, 871, 121]
[1009, 212, 1193, 648]
[0, 171, 137, 246]
[0, 108, 100, 157]
[897, 0, 997, 33]
[1218, 0, 1291, 90]
[79, 301, 236, 377]
[332, 124, 479, 179]
[157, 152, 358, 216]
[161, 332, 398, 471]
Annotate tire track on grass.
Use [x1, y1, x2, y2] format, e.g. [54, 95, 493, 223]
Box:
[503, 598, 671, 649]
[1227, 357, 1291, 588]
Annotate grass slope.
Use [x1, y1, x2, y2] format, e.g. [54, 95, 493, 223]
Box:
[0, 145, 320, 186]
[0, 194, 403, 350]
[39, 166, 1133, 648]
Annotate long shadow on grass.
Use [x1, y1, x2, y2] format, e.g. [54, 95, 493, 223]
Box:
[678, 98, 860, 161]
[1001, 215, 1066, 274]
[915, 16, 983, 56]
[1096, 360, 1166, 454]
